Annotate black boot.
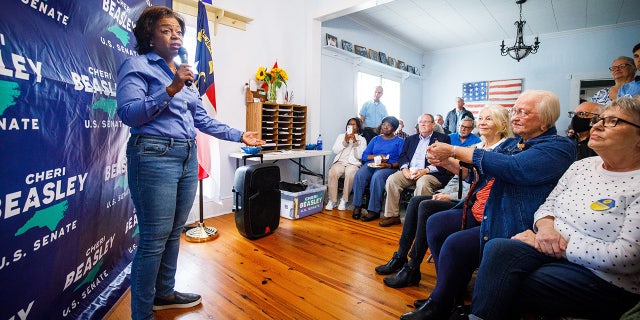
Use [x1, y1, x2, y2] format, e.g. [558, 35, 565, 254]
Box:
[400, 298, 451, 320]
[383, 263, 420, 288]
[360, 210, 379, 222]
[352, 207, 362, 219]
[374, 252, 407, 275]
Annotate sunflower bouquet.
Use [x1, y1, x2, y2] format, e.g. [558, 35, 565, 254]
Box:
[255, 61, 288, 102]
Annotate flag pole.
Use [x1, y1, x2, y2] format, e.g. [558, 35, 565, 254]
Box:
[185, 179, 219, 242]
[185, 0, 219, 243]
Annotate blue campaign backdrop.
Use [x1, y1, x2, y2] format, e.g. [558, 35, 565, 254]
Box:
[0, 0, 166, 318]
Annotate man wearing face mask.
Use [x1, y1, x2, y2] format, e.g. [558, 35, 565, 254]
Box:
[568, 101, 602, 160]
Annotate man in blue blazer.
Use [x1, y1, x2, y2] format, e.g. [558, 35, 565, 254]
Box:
[379, 114, 452, 227]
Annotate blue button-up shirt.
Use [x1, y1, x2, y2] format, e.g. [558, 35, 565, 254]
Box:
[117, 52, 242, 141]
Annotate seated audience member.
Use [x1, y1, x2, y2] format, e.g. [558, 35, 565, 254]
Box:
[351, 116, 404, 222]
[435, 114, 448, 134]
[433, 123, 445, 134]
[377, 105, 512, 289]
[565, 124, 575, 139]
[567, 101, 602, 160]
[396, 118, 409, 139]
[325, 118, 367, 211]
[469, 97, 640, 320]
[399, 90, 576, 320]
[449, 117, 481, 147]
[591, 56, 636, 104]
[379, 114, 451, 227]
[619, 42, 640, 97]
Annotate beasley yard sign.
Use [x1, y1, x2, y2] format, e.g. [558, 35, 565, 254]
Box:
[280, 184, 327, 219]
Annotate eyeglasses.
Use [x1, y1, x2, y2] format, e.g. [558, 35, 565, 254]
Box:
[609, 64, 631, 71]
[509, 108, 534, 118]
[590, 116, 640, 129]
[459, 125, 474, 130]
[568, 111, 598, 119]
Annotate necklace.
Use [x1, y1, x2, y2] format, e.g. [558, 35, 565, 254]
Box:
[169, 64, 177, 74]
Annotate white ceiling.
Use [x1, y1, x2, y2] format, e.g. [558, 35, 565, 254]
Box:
[343, 0, 640, 53]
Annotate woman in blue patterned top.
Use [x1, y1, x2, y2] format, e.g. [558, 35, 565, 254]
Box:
[591, 56, 636, 104]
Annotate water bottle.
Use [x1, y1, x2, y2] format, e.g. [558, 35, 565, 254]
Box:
[316, 134, 323, 150]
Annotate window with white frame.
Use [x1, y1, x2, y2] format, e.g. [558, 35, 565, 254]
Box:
[356, 72, 400, 119]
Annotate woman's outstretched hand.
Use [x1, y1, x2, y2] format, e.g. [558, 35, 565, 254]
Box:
[242, 131, 266, 146]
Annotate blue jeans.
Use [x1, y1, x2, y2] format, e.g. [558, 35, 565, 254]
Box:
[127, 135, 198, 320]
[351, 166, 395, 214]
[471, 238, 640, 320]
[424, 208, 481, 308]
[397, 196, 457, 268]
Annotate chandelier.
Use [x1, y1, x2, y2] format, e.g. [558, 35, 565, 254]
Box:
[500, 0, 540, 62]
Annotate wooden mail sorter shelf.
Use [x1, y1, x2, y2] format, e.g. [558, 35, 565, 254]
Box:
[246, 102, 307, 152]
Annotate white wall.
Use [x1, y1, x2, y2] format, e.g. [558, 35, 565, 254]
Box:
[190, 0, 370, 220]
[423, 22, 640, 133]
[319, 17, 424, 164]
[196, 0, 640, 220]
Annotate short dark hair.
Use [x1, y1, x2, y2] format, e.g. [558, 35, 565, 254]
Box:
[380, 116, 400, 132]
[133, 6, 185, 55]
[633, 42, 640, 53]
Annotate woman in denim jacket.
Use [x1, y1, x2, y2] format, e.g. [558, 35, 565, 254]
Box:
[399, 90, 576, 320]
[470, 97, 640, 320]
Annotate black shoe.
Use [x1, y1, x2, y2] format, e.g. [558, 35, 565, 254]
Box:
[383, 263, 420, 288]
[374, 252, 407, 275]
[448, 305, 470, 320]
[360, 210, 379, 222]
[414, 298, 428, 308]
[352, 207, 362, 219]
[153, 291, 202, 311]
[400, 298, 450, 320]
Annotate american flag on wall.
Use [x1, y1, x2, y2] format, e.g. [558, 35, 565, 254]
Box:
[462, 79, 522, 116]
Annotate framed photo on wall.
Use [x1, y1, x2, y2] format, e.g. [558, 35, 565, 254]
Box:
[397, 60, 406, 71]
[388, 56, 397, 68]
[354, 45, 367, 57]
[368, 49, 379, 61]
[326, 33, 338, 47]
[379, 52, 388, 65]
[341, 40, 353, 52]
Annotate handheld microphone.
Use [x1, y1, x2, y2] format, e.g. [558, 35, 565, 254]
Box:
[177, 47, 192, 86]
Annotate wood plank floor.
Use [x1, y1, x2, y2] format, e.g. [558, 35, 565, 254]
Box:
[104, 208, 439, 320]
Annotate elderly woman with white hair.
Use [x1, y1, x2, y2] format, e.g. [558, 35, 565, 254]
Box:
[469, 97, 640, 320]
[400, 90, 576, 320]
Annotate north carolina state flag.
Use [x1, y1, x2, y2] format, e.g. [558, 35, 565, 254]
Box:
[195, 0, 215, 180]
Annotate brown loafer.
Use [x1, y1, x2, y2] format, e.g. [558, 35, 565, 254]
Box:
[379, 216, 401, 227]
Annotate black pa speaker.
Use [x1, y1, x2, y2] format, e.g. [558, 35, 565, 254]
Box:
[232, 163, 281, 239]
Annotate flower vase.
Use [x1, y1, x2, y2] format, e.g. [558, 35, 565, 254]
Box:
[268, 84, 277, 103]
